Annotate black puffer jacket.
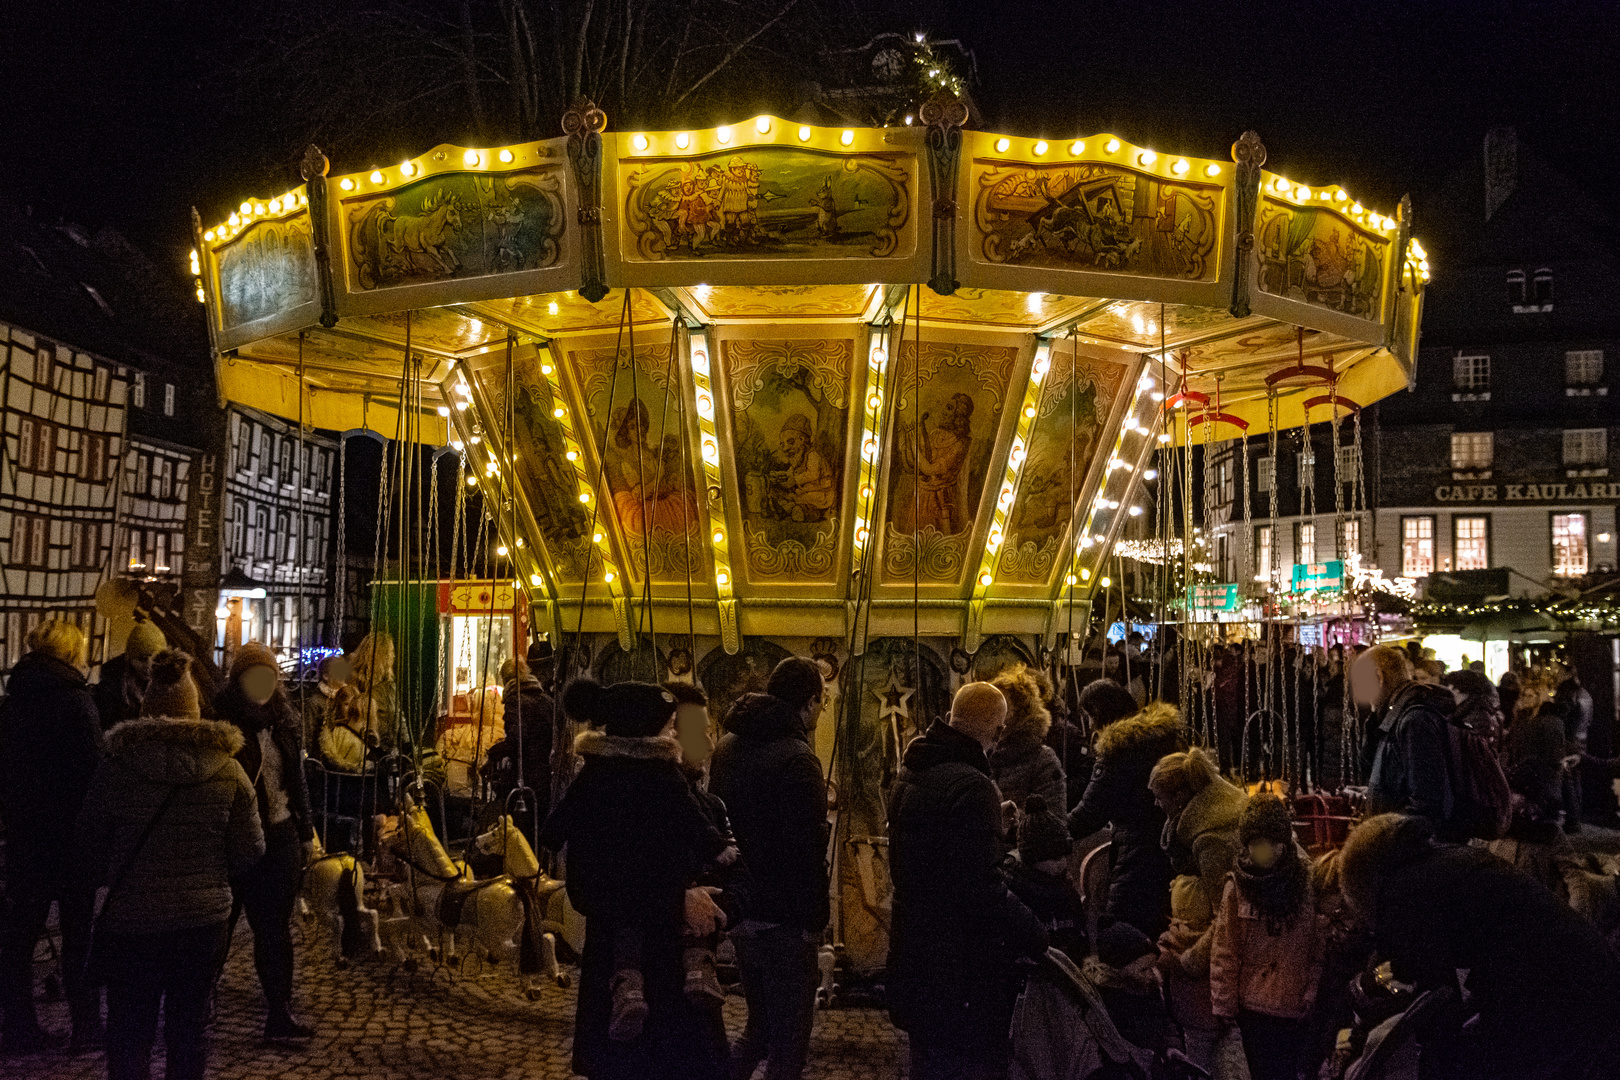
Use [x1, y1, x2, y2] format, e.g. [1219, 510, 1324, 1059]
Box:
[482, 675, 555, 800]
[540, 730, 726, 928]
[0, 652, 103, 853]
[709, 692, 829, 933]
[888, 721, 1046, 1039]
[1067, 706, 1188, 939]
[1364, 681, 1455, 834]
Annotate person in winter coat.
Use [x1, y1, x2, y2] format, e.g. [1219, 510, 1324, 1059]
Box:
[0, 621, 104, 1052]
[299, 654, 352, 753]
[481, 656, 556, 811]
[1084, 922, 1181, 1060]
[346, 631, 400, 752]
[1149, 747, 1248, 933]
[709, 656, 829, 1080]
[989, 665, 1066, 814]
[317, 684, 374, 774]
[888, 682, 1047, 1080]
[77, 649, 265, 1080]
[1351, 645, 1458, 838]
[539, 678, 730, 1079]
[93, 620, 166, 732]
[1155, 875, 1222, 1072]
[1067, 701, 1190, 940]
[1340, 813, 1620, 1080]
[1003, 794, 1085, 961]
[1209, 793, 1324, 1080]
[213, 642, 319, 1041]
[1304, 849, 1376, 1080]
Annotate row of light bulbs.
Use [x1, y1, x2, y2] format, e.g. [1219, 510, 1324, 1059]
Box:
[989, 135, 1222, 179]
[203, 191, 308, 243]
[1267, 176, 1399, 233]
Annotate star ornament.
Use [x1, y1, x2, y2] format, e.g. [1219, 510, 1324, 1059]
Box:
[873, 669, 914, 722]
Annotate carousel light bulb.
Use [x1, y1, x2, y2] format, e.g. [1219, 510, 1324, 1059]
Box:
[1066, 574, 1077, 586]
[1151, 390, 1164, 401]
[470, 434, 481, 444]
[860, 485, 872, 500]
[1144, 468, 1159, 480]
[370, 170, 384, 184]
[691, 349, 709, 372]
[632, 134, 649, 151]
[497, 544, 509, 556]
[1033, 140, 1048, 155]
[268, 199, 281, 214]
[464, 150, 481, 166]
[593, 531, 604, 543]
[1011, 446, 1025, 463]
[1079, 536, 1094, 548]
[855, 526, 868, 543]
[1274, 179, 1291, 194]
[530, 574, 543, 587]
[1128, 505, 1144, 516]
[1158, 433, 1172, 444]
[1099, 576, 1112, 588]
[579, 492, 591, 503]
[436, 406, 449, 417]
[863, 439, 878, 458]
[713, 530, 725, 544]
[451, 439, 464, 451]
[240, 201, 253, 215]
[204, 230, 215, 242]
[1105, 138, 1120, 153]
[716, 570, 730, 585]
[979, 571, 994, 586]
[755, 116, 771, 134]
[215, 605, 231, 620]
[841, 129, 855, 146]
[1081, 568, 1092, 581]
[999, 486, 1013, 504]
[703, 440, 718, 461]
[871, 347, 887, 365]
[1033, 358, 1050, 377]
[401, 161, 416, 176]
[1172, 159, 1189, 175]
[1070, 140, 1085, 155]
[466, 475, 477, 486]
[541, 363, 553, 375]
[868, 392, 882, 409]
[1024, 405, 1036, 418]
[566, 450, 578, 461]
[228, 212, 241, 226]
[456, 400, 469, 410]
[798, 125, 812, 141]
[1205, 163, 1222, 177]
[716, 126, 732, 144]
[553, 406, 566, 418]
[989, 529, 1002, 546]
[604, 570, 615, 583]
[675, 132, 690, 149]
[698, 394, 713, 416]
[1336, 190, 1348, 202]
[1296, 185, 1311, 200]
[1138, 150, 1156, 165]
[995, 138, 1011, 153]
[499, 149, 514, 163]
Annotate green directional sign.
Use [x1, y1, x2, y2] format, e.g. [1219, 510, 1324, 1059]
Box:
[1291, 560, 1345, 593]
[1187, 582, 1241, 612]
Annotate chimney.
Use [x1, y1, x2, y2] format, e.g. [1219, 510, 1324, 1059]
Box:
[1483, 127, 1517, 221]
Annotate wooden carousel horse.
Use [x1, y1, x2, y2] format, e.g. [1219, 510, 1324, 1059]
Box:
[297, 849, 383, 964]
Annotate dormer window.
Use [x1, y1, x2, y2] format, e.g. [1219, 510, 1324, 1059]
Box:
[1507, 269, 1525, 305]
[1532, 268, 1554, 305]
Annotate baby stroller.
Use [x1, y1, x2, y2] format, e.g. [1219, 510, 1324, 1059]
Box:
[1010, 947, 1210, 1080]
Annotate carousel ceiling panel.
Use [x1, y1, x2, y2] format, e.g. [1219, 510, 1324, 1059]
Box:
[343, 307, 510, 357]
[875, 335, 1029, 593]
[606, 123, 928, 288]
[996, 342, 1133, 589]
[709, 331, 866, 592]
[1071, 300, 1269, 351]
[914, 287, 1101, 330]
[235, 327, 453, 385]
[680, 284, 882, 322]
[218, 354, 447, 444]
[466, 288, 672, 338]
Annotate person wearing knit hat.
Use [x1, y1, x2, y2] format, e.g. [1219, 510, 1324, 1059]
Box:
[1005, 795, 1085, 961]
[539, 678, 732, 1061]
[213, 643, 318, 1041]
[77, 648, 264, 1079]
[1209, 793, 1323, 1080]
[1083, 922, 1179, 1059]
[93, 619, 168, 731]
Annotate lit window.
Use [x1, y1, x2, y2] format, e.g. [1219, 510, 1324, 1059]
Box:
[1563, 429, 1607, 467]
[1453, 354, 1490, 391]
[1402, 515, 1435, 577]
[1256, 456, 1274, 493]
[1297, 445, 1316, 491]
[1450, 432, 1493, 470]
[1295, 521, 1316, 567]
[1339, 517, 1361, 559]
[1254, 525, 1273, 582]
[163, 383, 175, 417]
[1567, 350, 1604, 386]
[1454, 516, 1489, 571]
[132, 371, 145, 409]
[1552, 512, 1588, 577]
[1335, 444, 1359, 484]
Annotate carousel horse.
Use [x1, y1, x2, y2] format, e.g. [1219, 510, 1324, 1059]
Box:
[383, 803, 569, 994]
[472, 815, 571, 989]
[297, 850, 383, 963]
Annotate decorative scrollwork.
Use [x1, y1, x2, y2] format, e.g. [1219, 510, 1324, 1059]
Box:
[563, 99, 609, 302]
[884, 525, 966, 582]
[922, 92, 967, 297]
[745, 524, 836, 578]
[1229, 130, 1267, 319]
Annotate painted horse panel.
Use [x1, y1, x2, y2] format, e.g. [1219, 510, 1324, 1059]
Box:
[1255, 199, 1388, 319]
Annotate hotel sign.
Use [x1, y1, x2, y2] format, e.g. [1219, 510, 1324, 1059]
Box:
[1434, 481, 1620, 504]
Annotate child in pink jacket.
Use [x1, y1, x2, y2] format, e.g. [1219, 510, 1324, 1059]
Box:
[1210, 793, 1324, 1080]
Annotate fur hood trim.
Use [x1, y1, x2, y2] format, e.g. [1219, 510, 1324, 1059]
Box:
[1081, 954, 1160, 996]
[105, 717, 245, 757]
[574, 728, 682, 762]
[1096, 702, 1188, 757]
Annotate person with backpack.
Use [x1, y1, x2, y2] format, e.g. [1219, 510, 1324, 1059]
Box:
[1352, 644, 1508, 843]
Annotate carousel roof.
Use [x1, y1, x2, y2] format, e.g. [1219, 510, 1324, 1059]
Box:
[193, 105, 1426, 651]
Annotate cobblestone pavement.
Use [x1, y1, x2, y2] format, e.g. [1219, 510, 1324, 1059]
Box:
[2, 918, 908, 1080]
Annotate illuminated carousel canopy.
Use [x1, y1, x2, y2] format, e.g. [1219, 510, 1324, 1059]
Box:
[193, 102, 1427, 651]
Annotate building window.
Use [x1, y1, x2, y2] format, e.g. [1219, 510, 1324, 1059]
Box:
[70, 521, 101, 570]
[94, 365, 109, 401]
[1507, 270, 1525, 305]
[1256, 455, 1274, 494]
[18, 418, 34, 471]
[1339, 517, 1361, 559]
[18, 419, 54, 474]
[258, 429, 273, 478]
[1454, 515, 1490, 571]
[163, 383, 175, 417]
[1401, 516, 1435, 577]
[132, 371, 145, 408]
[1255, 525, 1273, 582]
[254, 508, 270, 559]
[231, 502, 245, 555]
[1334, 444, 1358, 484]
[1533, 267, 1554, 305]
[135, 454, 151, 495]
[1209, 451, 1235, 507]
[1563, 429, 1608, 467]
[278, 441, 293, 486]
[1451, 432, 1494, 470]
[11, 515, 48, 569]
[155, 532, 169, 573]
[1552, 512, 1589, 577]
[1567, 350, 1604, 386]
[35, 347, 54, 390]
[1453, 354, 1490, 391]
[1297, 445, 1316, 491]
[1295, 521, 1317, 567]
[79, 434, 108, 482]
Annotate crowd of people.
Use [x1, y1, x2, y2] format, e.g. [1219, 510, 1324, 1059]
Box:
[3, 617, 1620, 1080]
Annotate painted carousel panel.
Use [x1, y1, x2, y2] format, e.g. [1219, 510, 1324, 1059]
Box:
[718, 338, 855, 584]
[619, 146, 915, 263]
[1254, 197, 1390, 321]
[881, 340, 1020, 587]
[971, 155, 1223, 282]
[337, 166, 566, 301]
[684, 284, 882, 321]
[562, 339, 707, 586]
[211, 211, 319, 342]
[999, 345, 1130, 584]
[1072, 300, 1267, 350]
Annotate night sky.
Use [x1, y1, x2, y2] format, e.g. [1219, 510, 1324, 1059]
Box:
[3, 0, 1616, 269]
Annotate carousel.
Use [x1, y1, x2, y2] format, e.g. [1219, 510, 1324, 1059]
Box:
[192, 98, 1427, 981]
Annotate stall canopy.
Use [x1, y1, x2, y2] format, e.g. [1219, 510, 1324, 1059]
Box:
[194, 102, 1426, 650]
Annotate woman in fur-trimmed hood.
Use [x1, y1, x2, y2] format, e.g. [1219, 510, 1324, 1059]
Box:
[1068, 702, 1190, 939]
[539, 678, 730, 1080]
[989, 664, 1066, 813]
